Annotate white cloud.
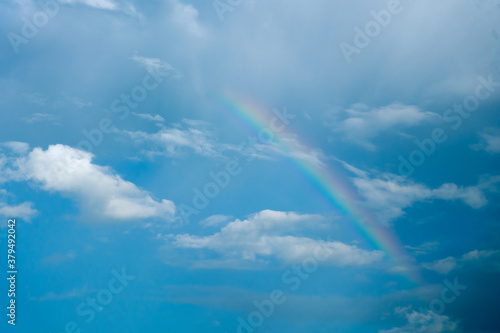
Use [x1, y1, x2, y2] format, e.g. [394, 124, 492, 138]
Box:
[131, 55, 181, 79]
[3, 144, 175, 222]
[58, 0, 120, 11]
[422, 257, 458, 275]
[0, 201, 37, 222]
[352, 174, 488, 224]
[199, 214, 233, 228]
[423, 249, 500, 274]
[57, 0, 142, 17]
[472, 128, 500, 153]
[125, 126, 220, 158]
[131, 112, 165, 123]
[169, 0, 205, 37]
[21, 113, 58, 124]
[380, 307, 457, 333]
[229, 133, 327, 169]
[1, 142, 30, 155]
[327, 104, 438, 150]
[169, 210, 384, 269]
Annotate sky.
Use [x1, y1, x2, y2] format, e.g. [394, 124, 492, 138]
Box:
[1, 0, 500, 332]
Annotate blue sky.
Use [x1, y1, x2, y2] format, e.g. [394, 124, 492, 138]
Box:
[1, 0, 500, 332]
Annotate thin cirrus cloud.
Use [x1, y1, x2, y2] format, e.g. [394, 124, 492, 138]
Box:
[326, 103, 439, 150]
[0, 143, 176, 222]
[166, 210, 384, 269]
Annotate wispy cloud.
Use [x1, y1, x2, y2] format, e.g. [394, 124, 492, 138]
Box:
[21, 113, 58, 124]
[131, 112, 165, 123]
[472, 127, 500, 153]
[380, 307, 457, 333]
[350, 171, 492, 224]
[131, 55, 182, 79]
[326, 104, 439, 150]
[423, 249, 500, 274]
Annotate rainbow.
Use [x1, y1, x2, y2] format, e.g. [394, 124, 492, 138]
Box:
[216, 91, 422, 284]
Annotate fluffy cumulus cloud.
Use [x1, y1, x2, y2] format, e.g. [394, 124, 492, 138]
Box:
[380, 307, 457, 333]
[423, 249, 500, 274]
[326, 104, 438, 150]
[352, 173, 489, 224]
[1, 144, 175, 222]
[168, 210, 384, 268]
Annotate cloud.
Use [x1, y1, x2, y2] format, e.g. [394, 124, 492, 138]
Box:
[0, 201, 37, 222]
[33, 286, 91, 302]
[131, 55, 182, 79]
[147, 283, 443, 327]
[21, 113, 58, 124]
[59, 0, 118, 10]
[124, 125, 221, 158]
[199, 214, 233, 228]
[472, 128, 500, 153]
[1, 142, 30, 155]
[422, 257, 458, 275]
[58, 0, 141, 16]
[405, 242, 440, 256]
[169, 0, 205, 37]
[326, 104, 438, 150]
[23, 93, 49, 106]
[352, 173, 489, 224]
[42, 251, 77, 267]
[423, 249, 500, 274]
[2, 144, 175, 222]
[380, 307, 457, 333]
[131, 112, 165, 123]
[167, 210, 384, 269]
